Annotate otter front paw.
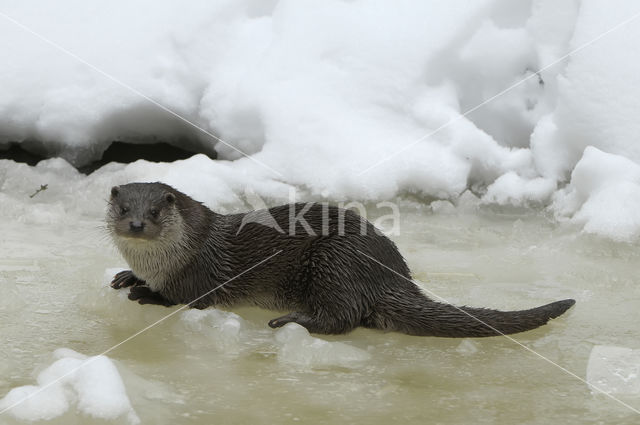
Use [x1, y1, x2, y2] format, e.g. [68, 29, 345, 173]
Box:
[128, 286, 176, 307]
[111, 270, 145, 289]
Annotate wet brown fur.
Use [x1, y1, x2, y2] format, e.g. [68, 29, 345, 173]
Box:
[107, 182, 575, 337]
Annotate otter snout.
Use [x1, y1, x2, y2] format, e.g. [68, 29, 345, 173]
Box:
[129, 220, 145, 233]
[121, 218, 151, 239]
[114, 216, 160, 240]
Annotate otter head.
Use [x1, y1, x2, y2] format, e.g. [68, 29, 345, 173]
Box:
[107, 183, 177, 242]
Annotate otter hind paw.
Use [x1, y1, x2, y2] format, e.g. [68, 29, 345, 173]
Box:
[111, 270, 145, 289]
[268, 312, 312, 329]
[268, 312, 356, 334]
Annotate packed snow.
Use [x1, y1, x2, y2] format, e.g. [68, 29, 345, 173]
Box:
[1, 0, 640, 240]
[0, 349, 139, 424]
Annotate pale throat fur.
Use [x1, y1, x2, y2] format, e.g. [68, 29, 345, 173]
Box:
[112, 211, 193, 292]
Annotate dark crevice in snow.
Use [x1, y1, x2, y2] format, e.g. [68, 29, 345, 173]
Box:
[0, 140, 217, 174]
[78, 141, 217, 174]
[0, 142, 48, 166]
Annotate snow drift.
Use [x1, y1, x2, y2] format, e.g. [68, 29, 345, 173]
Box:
[1, 0, 640, 240]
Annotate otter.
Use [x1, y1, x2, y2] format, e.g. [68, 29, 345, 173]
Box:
[106, 182, 575, 337]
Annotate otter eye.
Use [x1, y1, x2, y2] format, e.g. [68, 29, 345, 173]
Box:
[119, 207, 129, 216]
[150, 208, 159, 219]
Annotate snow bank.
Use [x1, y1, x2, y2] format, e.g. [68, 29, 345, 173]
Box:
[532, 0, 640, 181]
[1, 0, 640, 240]
[586, 345, 640, 395]
[552, 147, 640, 241]
[531, 0, 640, 239]
[0, 348, 139, 424]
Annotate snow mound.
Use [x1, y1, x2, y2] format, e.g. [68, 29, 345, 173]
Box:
[456, 339, 480, 356]
[0, 0, 562, 201]
[0, 348, 139, 424]
[483, 172, 556, 206]
[586, 345, 640, 395]
[552, 147, 640, 241]
[2, 0, 640, 240]
[532, 0, 640, 181]
[274, 323, 371, 368]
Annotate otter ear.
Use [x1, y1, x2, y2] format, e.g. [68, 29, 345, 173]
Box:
[165, 192, 176, 204]
[111, 186, 120, 198]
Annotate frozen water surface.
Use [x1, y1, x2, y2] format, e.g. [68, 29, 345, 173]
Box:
[0, 184, 638, 424]
[587, 346, 640, 396]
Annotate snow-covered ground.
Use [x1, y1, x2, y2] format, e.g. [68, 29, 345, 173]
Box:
[1, 0, 640, 240]
[1, 0, 640, 424]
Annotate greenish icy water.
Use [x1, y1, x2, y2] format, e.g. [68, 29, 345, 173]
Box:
[0, 204, 639, 424]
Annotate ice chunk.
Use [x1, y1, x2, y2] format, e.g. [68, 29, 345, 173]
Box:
[180, 309, 244, 351]
[274, 323, 371, 369]
[0, 384, 69, 422]
[430, 200, 457, 215]
[586, 345, 640, 395]
[0, 349, 140, 424]
[456, 339, 479, 356]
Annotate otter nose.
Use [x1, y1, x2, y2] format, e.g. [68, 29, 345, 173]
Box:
[129, 221, 145, 233]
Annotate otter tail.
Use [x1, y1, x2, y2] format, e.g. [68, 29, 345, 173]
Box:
[369, 294, 575, 337]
